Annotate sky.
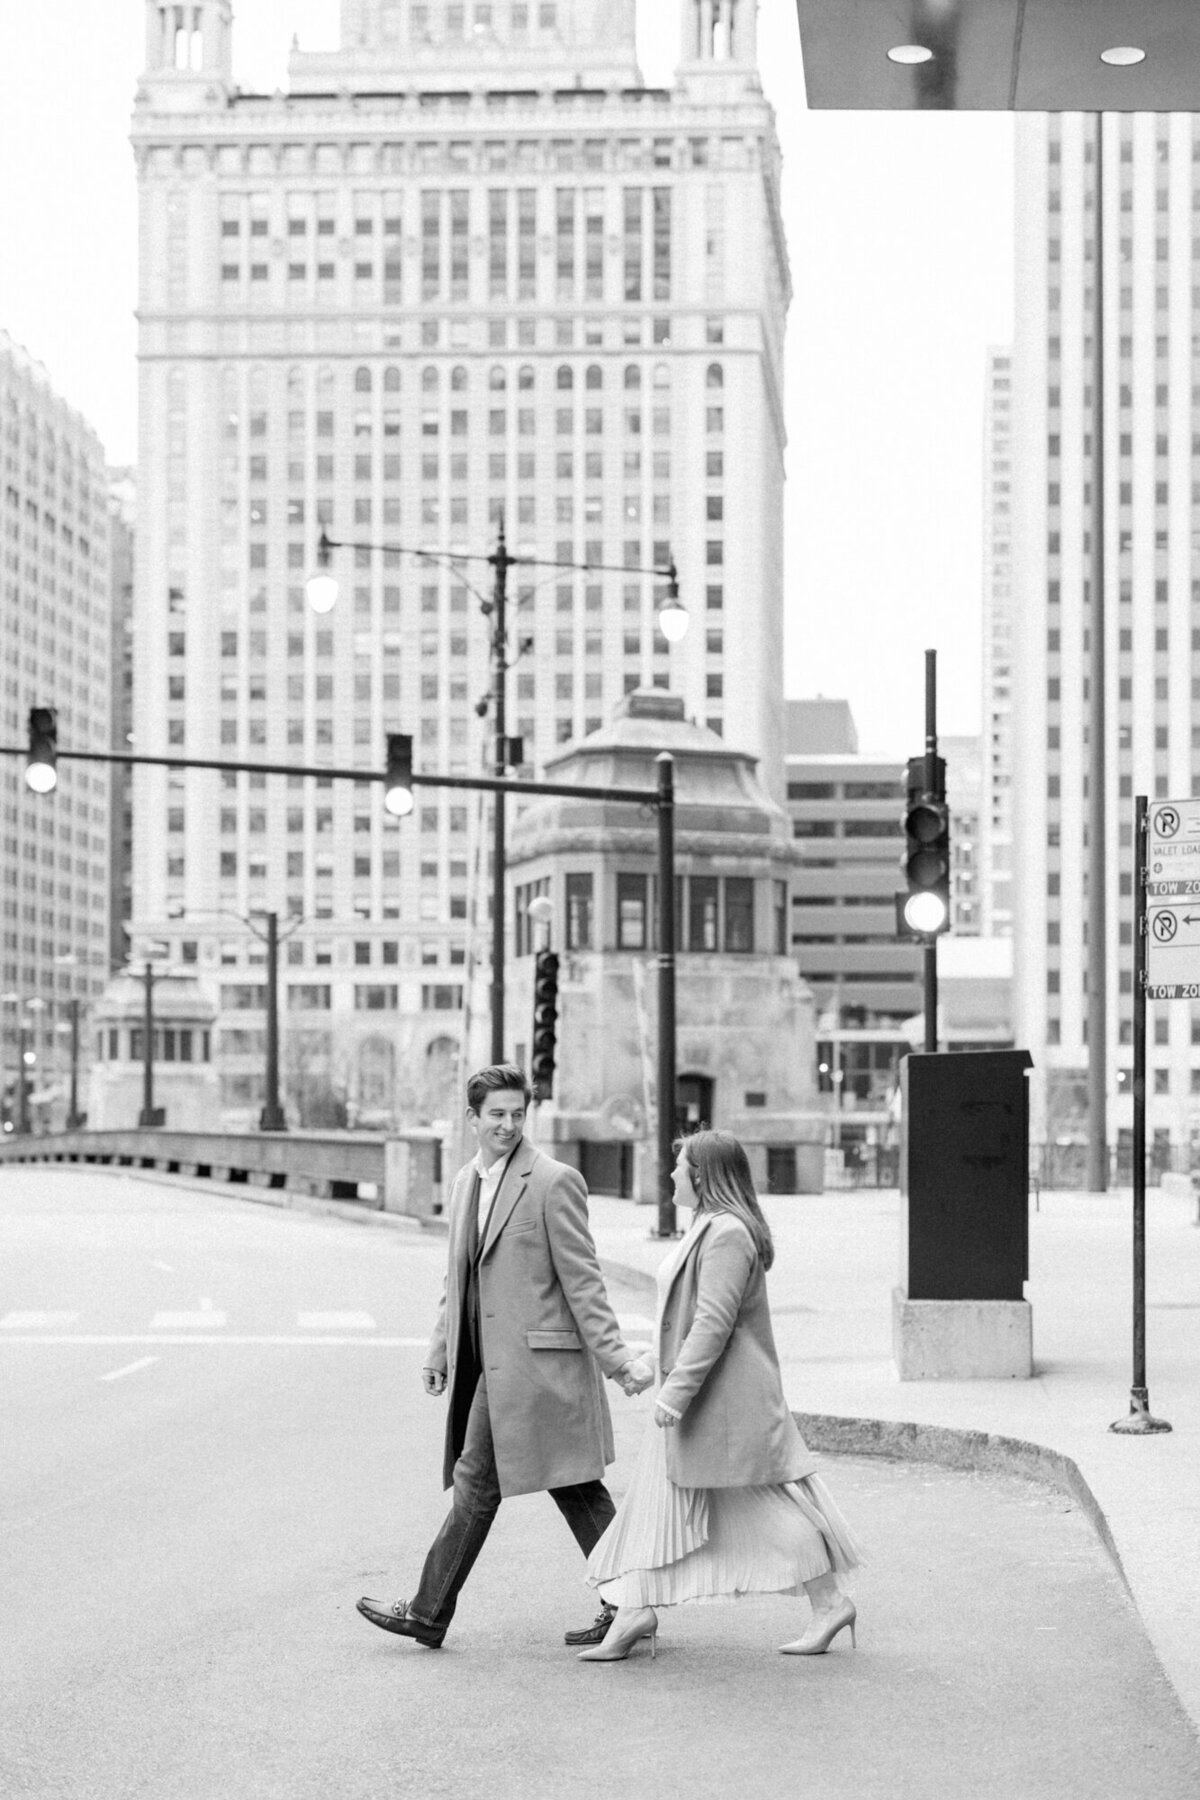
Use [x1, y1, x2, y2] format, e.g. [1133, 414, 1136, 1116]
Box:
[0, 2, 1014, 753]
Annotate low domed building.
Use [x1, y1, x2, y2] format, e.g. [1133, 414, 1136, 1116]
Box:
[506, 690, 824, 1199]
[88, 967, 221, 1131]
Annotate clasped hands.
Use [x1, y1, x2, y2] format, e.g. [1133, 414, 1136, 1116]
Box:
[618, 1355, 655, 1397]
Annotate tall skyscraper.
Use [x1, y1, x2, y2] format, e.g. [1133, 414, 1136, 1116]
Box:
[980, 346, 1013, 939]
[131, 0, 789, 1127]
[1012, 112, 1200, 1168]
[0, 330, 112, 1127]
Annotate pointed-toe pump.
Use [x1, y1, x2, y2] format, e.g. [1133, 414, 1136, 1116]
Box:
[779, 1597, 857, 1655]
[577, 1605, 658, 1662]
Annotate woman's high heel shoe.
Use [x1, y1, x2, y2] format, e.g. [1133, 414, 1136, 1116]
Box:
[577, 1605, 658, 1662]
[779, 1596, 857, 1655]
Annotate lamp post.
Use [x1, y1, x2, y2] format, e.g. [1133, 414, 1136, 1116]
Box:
[138, 961, 160, 1128]
[307, 522, 687, 1066]
[177, 908, 295, 1131]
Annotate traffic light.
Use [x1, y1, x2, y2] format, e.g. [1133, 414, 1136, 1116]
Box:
[383, 733, 414, 817]
[898, 752, 951, 937]
[26, 706, 58, 794]
[531, 948, 560, 1102]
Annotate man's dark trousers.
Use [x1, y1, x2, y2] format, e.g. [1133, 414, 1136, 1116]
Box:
[409, 1191, 615, 1636]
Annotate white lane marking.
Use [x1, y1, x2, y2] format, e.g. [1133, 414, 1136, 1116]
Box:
[616, 1312, 655, 1337]
[149, 1305, 227, 1329]
[297, 1311, 376, 1330]
[152, 1261, 175, 1273]
[0, 1335, 428, 1347]
[1, 1311, 80, 1330]
[99, 1356, 159, 1383]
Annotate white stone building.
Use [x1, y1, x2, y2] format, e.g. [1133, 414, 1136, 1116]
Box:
[980, 345, 1014, 938]
[0, 330, 111, 1131]
[1012, 112, 1200, 1168]
[129, 0, 790, 1128]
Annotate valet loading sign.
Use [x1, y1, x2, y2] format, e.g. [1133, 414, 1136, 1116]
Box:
[1146, 798, 1200, 999]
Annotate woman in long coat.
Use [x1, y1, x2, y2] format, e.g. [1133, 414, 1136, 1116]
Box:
[581, 1129, 863, 1662]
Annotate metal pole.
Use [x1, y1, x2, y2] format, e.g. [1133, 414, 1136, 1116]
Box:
[17, 1023, 30, 1134]
[1087, 110, 1109, 1193]
[138, 961, 157, 1127]
[924, 648, 938, 1054]
[1111, 796, 1171, 1433]
[655, 752, 678, 1238]
[489, 520, 511, 1064]
[67, 997, 82, 1130]
[260, 911, 286, 1131]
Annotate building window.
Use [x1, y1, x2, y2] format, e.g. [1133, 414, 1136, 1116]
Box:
[687, 876, 719, 952]
[617, 872, 649, 950]
[355, 985, 398, 1010]
[566, 872, 593, 950]
[724, 878, 754, 953]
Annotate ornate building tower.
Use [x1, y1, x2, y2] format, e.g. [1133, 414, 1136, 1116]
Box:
[130, 0, 789, 1129]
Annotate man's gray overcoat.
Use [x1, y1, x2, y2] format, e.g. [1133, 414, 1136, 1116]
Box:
[426, 1139, 631, 1498]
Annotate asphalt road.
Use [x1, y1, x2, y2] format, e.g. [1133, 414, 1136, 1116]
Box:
[1, 1169, 1198, 1800]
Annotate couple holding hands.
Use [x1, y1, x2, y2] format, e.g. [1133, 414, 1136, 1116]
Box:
[357, 1063, 862, 1662]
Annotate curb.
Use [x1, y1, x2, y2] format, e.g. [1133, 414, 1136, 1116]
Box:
[790, 1411, 1130, 1599]
[71, 1161, 452, 1236]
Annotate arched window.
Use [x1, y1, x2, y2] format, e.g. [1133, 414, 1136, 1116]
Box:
[623, 364, 641, 390]
[354, 366, 373, 393]
[653, 362, 671, 389]
[489, 365, 507, 390]
[450, 364, 468, 391]
[585, 364, 602, 389]
[421, 365, 439, 392]
[248, 365, 268, 403]
[517, 364, 535, 390]
[556, 364, 574, 390]
[316, 364, 335, 396]
[383, 365, 401, 392]
[287, 365, 305, 397]
[706, 362, 724, 388]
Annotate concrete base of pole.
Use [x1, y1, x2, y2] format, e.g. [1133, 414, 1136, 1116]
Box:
[892, 1287, 1033, 1380]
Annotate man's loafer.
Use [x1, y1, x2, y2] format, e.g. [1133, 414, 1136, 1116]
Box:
[564, 1603, 616, 1647]
[357, 1596, 444, 1647]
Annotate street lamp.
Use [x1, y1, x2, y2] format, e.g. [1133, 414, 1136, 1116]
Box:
[307, 520, 687, 1064]
[177, 909, 296, 1132]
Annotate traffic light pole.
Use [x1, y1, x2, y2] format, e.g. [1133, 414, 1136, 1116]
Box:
[4, 738, 680, 1235]
[923, 650, 938, 1054]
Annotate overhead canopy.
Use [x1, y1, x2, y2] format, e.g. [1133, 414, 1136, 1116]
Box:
[793, 0, 1200, 110]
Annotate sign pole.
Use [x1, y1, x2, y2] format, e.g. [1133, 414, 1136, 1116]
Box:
[1111, 795, 1171, 1434]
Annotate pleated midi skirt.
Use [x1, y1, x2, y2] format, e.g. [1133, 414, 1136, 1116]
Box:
[586, 1417, 865, 1611]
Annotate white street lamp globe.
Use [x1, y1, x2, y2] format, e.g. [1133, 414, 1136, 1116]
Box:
[306, 570, 339, 614]
[658, 597, 689, 643]
[528, 896, 554, 925]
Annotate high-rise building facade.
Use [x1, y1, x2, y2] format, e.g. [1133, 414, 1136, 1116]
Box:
[130, 0, 789, 1127]
[980, 346, 1014, 938]
[1, 330, 112, 1127]
[1012, 112, 1200, 1165]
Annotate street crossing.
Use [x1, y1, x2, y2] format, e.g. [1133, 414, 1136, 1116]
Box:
[0, 1307, 657, 1345]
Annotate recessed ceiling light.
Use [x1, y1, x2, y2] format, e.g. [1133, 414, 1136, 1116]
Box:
[1099, 45, 1146, 66]
[887, 44, 934, 66]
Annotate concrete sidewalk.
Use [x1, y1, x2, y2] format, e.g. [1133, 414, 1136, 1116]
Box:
[587, 1185, 1200, 1742]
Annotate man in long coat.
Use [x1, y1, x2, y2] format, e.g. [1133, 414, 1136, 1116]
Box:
[357, 1063, 650, 1648]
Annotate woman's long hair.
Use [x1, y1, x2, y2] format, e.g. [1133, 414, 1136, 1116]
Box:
[678, 1129, 774, 1271]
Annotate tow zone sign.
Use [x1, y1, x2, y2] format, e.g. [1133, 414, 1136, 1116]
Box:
[1146, 799, 1200, 998]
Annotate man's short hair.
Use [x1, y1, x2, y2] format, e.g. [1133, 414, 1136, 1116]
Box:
[466, 1063, 531, 1114]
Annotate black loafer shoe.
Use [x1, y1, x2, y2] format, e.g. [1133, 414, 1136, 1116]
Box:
[357, 1596, 444, 1648]
[564, 1603, 617, 1647]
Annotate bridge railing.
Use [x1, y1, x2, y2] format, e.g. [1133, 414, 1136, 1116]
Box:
[0, 1129, 445, 1221]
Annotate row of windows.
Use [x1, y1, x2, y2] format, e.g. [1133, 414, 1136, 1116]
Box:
[512, 874, 780, 956]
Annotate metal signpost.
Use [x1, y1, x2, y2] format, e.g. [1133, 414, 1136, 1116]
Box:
[1110, 795, 1176, 1434]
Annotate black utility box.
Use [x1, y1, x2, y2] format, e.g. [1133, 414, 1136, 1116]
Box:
[901, 1049, 1033, 1302]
